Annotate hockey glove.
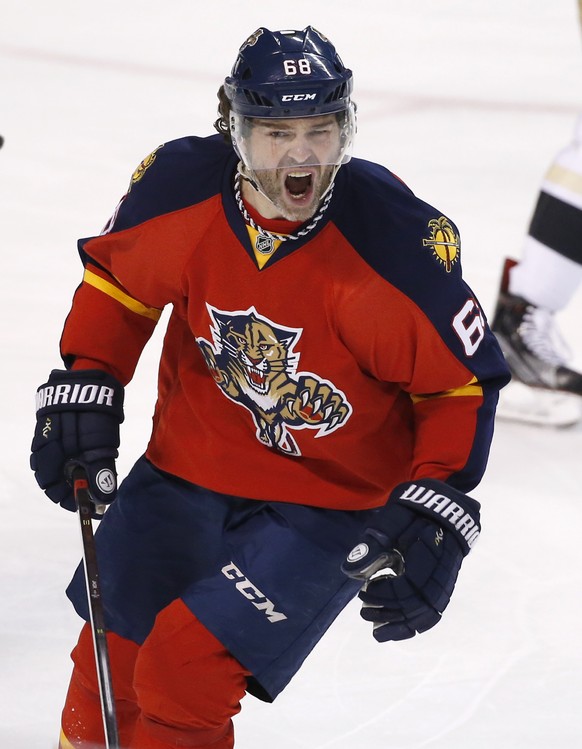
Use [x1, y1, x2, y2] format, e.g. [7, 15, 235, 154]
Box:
[342, 479, 480, 642]
[30, 369, 124, 515]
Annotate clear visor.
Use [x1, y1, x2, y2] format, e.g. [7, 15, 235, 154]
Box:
[230, 104, 356, 173]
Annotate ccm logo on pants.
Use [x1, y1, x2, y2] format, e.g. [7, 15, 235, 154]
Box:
[221, 562, 287, 623]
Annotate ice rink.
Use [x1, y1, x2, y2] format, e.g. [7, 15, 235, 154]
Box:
[1, 1, 582, 746]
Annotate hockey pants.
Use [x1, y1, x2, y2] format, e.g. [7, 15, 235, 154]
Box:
[59, 598, 251, 749]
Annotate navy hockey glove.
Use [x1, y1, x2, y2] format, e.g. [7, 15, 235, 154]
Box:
[342, 479, 480, 642]
[30, 369, 124, 515]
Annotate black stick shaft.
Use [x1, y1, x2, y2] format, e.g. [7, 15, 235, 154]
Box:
[73, 468, 120, 749]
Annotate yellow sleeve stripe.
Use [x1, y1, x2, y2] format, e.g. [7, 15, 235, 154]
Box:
[410, 377, 483, 404]
[83, 269, 162, 322]
[59, 729, 76, 749]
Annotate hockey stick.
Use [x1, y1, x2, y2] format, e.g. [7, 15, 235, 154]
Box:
[72, 466, 120, 749]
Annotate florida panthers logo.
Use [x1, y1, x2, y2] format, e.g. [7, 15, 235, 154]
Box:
[196, 304, 352, 456]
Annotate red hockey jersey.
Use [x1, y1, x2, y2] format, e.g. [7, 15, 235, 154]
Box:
[60, 135, 509, 510]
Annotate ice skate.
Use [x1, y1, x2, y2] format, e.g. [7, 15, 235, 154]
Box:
[492, 259, 582, 426]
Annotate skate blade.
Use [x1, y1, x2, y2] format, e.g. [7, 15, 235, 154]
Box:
[496, 380, 582, 427]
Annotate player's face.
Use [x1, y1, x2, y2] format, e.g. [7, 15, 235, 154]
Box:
[243, 115, 342, 221]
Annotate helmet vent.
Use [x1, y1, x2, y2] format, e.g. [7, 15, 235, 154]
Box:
[243, 89, 273, 107]
[324, 83, 348, 103]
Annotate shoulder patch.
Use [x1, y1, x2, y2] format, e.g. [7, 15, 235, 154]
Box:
[423, 216, 460, 272]
[129, 144, 164, 189]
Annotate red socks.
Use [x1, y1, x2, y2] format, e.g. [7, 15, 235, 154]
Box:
[60, 599, 250, 748]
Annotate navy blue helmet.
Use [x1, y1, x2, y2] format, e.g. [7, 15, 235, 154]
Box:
[224, 27, 353, 119]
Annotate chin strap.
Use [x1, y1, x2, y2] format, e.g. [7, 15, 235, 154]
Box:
[236, 162, 262, 195]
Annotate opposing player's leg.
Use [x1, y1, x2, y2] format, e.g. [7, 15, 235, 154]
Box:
[491, 114, 582, 424]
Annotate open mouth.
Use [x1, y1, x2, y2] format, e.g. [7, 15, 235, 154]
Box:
[284, 171, 313, 200]
[245, 364, 268, 392]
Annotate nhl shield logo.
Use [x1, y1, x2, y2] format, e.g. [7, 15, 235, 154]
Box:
[255, 233, 275, 255]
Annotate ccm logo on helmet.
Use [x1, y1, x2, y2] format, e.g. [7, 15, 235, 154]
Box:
[281, 93, 317, 102]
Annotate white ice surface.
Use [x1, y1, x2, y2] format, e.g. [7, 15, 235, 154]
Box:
[1, 1, 582, 746]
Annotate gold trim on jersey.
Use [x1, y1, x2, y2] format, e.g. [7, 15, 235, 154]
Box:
[83, 269, 162, 321]
[410, 376, 483, 404]
[545, 162, 582, 197]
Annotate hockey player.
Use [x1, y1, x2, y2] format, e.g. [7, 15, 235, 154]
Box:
[31, 27, 510, 749]
[491, 2, 582, 426]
